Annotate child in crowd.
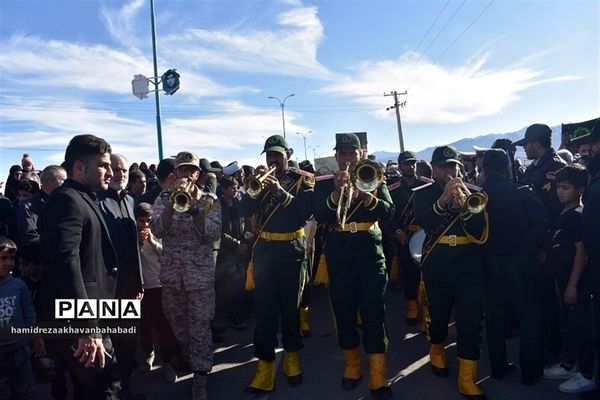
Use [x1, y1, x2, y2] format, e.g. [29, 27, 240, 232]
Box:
[0, 236, 38, 399]
[543, 165, 596, 393]
[16, 241, 42, 302]
[135, 203, 179, 376]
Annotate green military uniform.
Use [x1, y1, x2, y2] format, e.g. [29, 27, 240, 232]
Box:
[313, 133, 395, 399]
[389, 151, 422, 324]
[412, 146, 488, 399]
[239, 135, 314, 393]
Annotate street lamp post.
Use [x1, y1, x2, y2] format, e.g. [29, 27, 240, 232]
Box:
[268, 94, 295, 138]
[296, 130, 312, 161]
[308, 145, 319, 163]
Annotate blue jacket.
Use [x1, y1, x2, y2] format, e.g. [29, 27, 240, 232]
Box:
[0, 274, 36, 353]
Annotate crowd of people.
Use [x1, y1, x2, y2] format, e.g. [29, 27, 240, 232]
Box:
[0, 120, 599, 400]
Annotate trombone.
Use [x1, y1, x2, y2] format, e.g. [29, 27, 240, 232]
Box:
[336, 159, 384, 226]
[244, 165, 277, 199]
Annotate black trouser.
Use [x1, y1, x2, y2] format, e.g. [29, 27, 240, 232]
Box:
[327, 254, 388, 353]
[139, 287, 179, 362]
[424, 278, 484, 361]
[556, 280, 594, 375]
[539, 266, 562, 358]
[591, 256, 600, 388]
[252, 237, 306, 361]
[45, 337, 118, 400]
[485, 255, 543, 376]
[398, 243, 419, 300]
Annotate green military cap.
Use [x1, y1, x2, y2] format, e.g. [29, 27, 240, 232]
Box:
[333, 133, 361, 150]
[482, 148, 509, 169]
[430, 145, 462, 166]
[397, 150, 417, 164]
[288, 159, 299, 169]
[262, 135, 290, 154]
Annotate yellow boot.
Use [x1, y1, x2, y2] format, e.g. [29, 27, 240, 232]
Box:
[246, 359, 275, 394]
[429, 343, 449, 377]
[282, 351, 303, 387]
[458, 357, 486, 399]
[299, 307, 311, 338]
[368, 353, 393, 399]
[341, 348, 362, 390]
[406, 299, 419, 326]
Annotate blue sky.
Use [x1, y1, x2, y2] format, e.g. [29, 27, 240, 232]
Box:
[1, 0, 598, 179]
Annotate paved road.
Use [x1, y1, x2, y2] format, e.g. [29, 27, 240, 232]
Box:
[40, 285, 594, 399]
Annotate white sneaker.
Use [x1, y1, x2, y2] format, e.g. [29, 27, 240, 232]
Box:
[543, 363, 577, 380]
[144, 350, 155, 371]
[558, 373, 596, 393]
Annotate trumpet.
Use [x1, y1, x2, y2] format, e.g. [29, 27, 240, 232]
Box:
[446, 172, 487, 214]
[244, 165, 277, 199]
[336, 159, 384, 225]
[170, 179, 195, 213]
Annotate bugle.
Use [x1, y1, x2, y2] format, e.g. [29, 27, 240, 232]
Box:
[244, 166, 276, 198]
[170, 180, 195, 213]
[446, 172, 487, 214]
[336, 162, 351, 226]
[337, 159, 384, 226]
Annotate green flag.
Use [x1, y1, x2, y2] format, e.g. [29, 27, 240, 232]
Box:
[562, 117, 599, 142]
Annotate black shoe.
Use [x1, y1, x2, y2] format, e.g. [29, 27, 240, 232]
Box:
[371, 386, 394, 399]
[406, 317, 419, 326]
[460, 394, 486, 400]
[521, 370, 541, 385]
[212, 333, 225, 343]
[287, 373, 303, 387]
[431, 365, 449, 378]
[244, 386, 272, 397]
[341, 376, 362, 390]
[491, 362, 516, 379]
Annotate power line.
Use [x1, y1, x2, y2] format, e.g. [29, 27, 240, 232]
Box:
[408, 0, 496, 90]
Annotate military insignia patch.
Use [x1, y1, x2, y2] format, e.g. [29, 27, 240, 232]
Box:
[341, 134, 353, 144]
[542, 182, 552, 191]
[267, 136, 279, 145]
[442, 148, 454, 158]
[303, 175, 315, 187]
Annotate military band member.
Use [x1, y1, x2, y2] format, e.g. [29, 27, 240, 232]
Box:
[313, 133, 395, 399]
[389, 151, 422, 325]
[239, 135, 314, 395]
[413, 146, 488, 400]
[150, 151, 222, 400]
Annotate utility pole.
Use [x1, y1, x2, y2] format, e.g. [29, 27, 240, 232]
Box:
[296, 130, 311, 160]
[384, 90, 407, 152]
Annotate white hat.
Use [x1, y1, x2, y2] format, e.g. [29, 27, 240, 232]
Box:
[223, 161, 241, 176]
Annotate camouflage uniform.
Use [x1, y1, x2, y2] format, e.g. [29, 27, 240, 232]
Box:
[150, 190, 222, 372]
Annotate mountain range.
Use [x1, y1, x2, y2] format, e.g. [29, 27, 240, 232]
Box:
[371, 124, 564, 163]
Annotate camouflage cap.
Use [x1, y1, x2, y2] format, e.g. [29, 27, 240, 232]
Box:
[397, 150, 417, 164]
[262, 135, 290, 154]
[174, 151, 200, 170]
[431, 146, 462, 166]
[333, 133, 361, 150]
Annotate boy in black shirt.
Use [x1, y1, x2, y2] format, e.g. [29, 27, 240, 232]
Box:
[543, 165, 596, 393]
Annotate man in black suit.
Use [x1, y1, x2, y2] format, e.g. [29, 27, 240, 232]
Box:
[98, 154, 144, 400]
[38, 134, 119, 399]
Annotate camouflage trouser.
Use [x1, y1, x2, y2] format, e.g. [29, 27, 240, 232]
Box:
[162, 287, 215, 372]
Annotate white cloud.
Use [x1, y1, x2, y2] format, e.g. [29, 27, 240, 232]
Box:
[161, 3, 331, 79]
[320, 51, 581, 124]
